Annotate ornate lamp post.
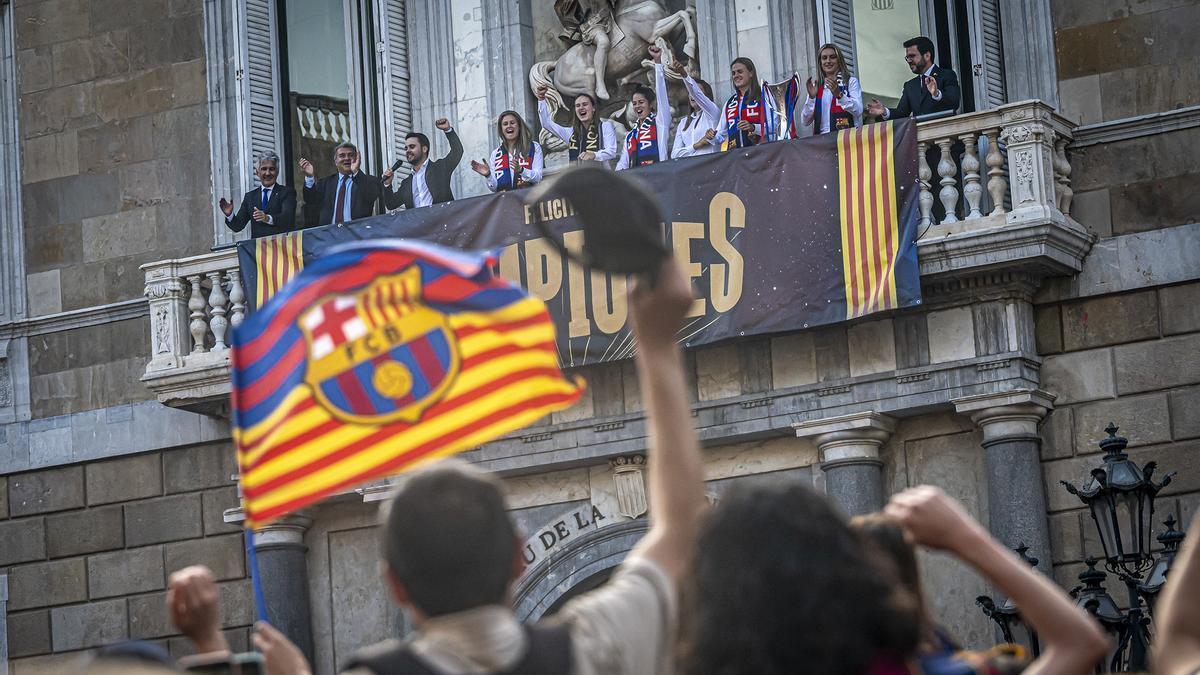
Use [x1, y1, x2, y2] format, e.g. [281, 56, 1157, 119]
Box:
[1060, 424, 1177, 672]
[1138, 516, 1185, 614]
[976, 544, 1042, 658]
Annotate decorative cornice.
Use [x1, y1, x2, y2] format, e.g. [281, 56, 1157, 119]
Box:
[0, 298, 149, 339]
[1070, 105, 1200, 149]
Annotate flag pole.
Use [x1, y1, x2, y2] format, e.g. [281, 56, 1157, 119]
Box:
[244, 527, 269, 623]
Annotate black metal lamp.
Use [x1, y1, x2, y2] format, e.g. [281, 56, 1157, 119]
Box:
[1139, 515, 1185, 613]
[1071, 557, 1124, 630]
[976, 544, 1042, 657]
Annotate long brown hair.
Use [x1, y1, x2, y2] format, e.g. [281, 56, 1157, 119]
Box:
[731, 57, 762, 104]
[496, 110, 533, 156]
[817, 43, 853, 85]
[570, 92, 601, 149]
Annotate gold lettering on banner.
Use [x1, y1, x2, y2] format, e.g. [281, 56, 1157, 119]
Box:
[670, 221, 707, 317]
[591, 270, 628, 334]
[524, 237, 563, 301]
[497, 243, 521, 285]
[562, 230, 592, 338]
[709, 192, 745, 312]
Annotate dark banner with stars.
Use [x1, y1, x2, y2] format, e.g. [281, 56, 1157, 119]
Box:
[239, 119, 921, 366]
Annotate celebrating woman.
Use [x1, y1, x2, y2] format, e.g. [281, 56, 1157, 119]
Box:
[671, 76, 722, 159]
[615, 46, 672, 170]
[537, 87, 617, 165]
[800, 43, 863, 134]
[680, 56, 773, 149]
[470, 111, 544, 192]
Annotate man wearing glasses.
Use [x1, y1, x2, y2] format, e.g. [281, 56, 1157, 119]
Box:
[866, 36, 960, 120]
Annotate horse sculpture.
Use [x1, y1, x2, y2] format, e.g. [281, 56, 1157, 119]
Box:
[530, 0, 698, 145]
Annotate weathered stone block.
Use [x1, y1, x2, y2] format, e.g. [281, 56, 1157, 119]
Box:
[150, 101, 209, 158]
[1115, 334, 1200, 394]
[17, 45, 53, 94]
[8, 609, 52, 658]
[1040, 348, 1115, 405]
[56, 171, 122, 224]
[25, 222, 84, 275]
[0, 517, 47, 565]
[1170, 386, 1200, 440]
[1034, 305, 1062, 355]
[46, 505, 124, 558]
[87, 546, 165, 598]
[893, 313, 930, 369]
[26, 268, 62, 316]
[19, 81, 95, 138]
[926, 307, 975, 364]
[86, 452, 162, 504]
[737, 339, 772, 394]
[82, 205, 160, 263]
[20, 130, 79, 184]
[1, 475, 8, 518]
[1110, 174, 1200, 236]
[1073, 394, 1171, 452]
[51, 30, 130, 85]
[1061, 290, 1159, 352]
[127, 16, 204, 70]
[1040, 407, 1074, 460]
[128, 591, 174, 639]
[76, 115, 156, 171]
[124, 493, 203, 547]
[549, 380, 594, 423]
[1069, 187, 1111, 238]
[202, 486, 243, 535]
[847, 319, 897, 377]
[695, 344, 740, 401]
[165, 533, 245, 580]
[1055, 14, 1154, 80]
[164, 444, 239, 493]
[1047, 510, 1083, 565]
[8, 558, 88, 610]
[219, 579, 256, 628]
[8, 465, 84, 516]
[13, 0, 91, 50]
[813, 325, 850, 381]
[51, 598, 128, 651]
[770, 332, 817, 388]
[1160, 282, 1200, 336]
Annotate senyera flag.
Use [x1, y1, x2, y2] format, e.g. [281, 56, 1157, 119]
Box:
[231, 240, 584, 527]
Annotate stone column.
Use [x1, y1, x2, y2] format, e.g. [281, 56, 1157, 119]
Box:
[953, 389, 1055, 574]
[794, 412, 895, 517]
[253, 513, 315, 663]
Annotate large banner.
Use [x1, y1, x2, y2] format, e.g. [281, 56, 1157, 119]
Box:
[239, 119, 922, 366]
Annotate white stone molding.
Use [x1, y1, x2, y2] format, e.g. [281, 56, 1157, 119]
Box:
[794, 411, 895, 466]
[998, 0, 1058, 107]
[0, 299, 148, 340]
[609, 454, 648, 519]
[952, 388, 1054, 442]
[0, 1, 24, 326]
[252, 512, 313, 551]
[1070, 104, 1200, 149]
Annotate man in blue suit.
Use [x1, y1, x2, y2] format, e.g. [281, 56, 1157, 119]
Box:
[867, 36, 960, 120]
[219, 152, 298, 238]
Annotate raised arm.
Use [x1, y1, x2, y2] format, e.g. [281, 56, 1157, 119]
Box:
[887, 487, 1110, 675]
[625, 259, 706, 582]
[538, 99, 573, 143]
[1152, 511, 1200, 675]
[683, 76, 722, 131]
[653, 63, 671, 162]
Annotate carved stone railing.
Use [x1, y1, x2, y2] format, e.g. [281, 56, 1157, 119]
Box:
[294, 94, 351, 144]
[141, 249, 245, 413]
[142, 100, 1093, 414]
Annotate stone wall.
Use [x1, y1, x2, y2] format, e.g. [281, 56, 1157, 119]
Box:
[1053, 0, 1200, 125]
[0, 442, 251, 671]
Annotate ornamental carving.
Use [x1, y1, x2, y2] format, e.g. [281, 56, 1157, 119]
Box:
[610, 454, 648, 518]
[1013, 150, 1036, 205]
[1003, 124, 1032, 144]
[154, 305, 173, 355]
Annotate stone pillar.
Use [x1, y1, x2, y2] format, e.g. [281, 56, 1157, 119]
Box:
[953, 389, 1055, 574]
[794, 412, 895, 517]
[253, 513, 315, 663]
[482, 0, 535, 131]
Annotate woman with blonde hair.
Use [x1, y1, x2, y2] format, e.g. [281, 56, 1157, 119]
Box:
[470, 110, 544, 192]
[801, 42, 863, 134]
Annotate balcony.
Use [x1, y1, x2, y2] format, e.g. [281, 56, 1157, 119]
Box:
[141, 99, 1092, 416]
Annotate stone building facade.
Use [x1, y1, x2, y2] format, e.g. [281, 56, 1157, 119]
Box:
[2, 0, 1199, 673]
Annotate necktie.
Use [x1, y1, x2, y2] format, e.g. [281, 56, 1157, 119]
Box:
[261, 188, 270, 212]
[333, 176, 347, 224]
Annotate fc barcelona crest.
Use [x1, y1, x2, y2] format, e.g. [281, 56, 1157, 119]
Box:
[299, 268, 461, 425]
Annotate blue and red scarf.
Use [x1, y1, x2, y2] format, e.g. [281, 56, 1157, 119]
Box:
[624, 114, 660, 167]
[723, 91, 766, 149]
[491, 143, 535, 191]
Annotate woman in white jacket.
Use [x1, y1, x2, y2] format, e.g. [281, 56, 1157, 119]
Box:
[800, 43, 863, 134]
[537, 87, 617, 165]
[470, 110, 544, 192]
[671, 76, 722, 159]
[615, 45, 672, 170]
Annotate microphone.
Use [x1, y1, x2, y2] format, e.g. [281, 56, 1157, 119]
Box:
[389, 158, 404, 172]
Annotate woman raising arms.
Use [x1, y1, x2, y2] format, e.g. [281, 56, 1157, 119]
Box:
[537, 87, 617, 165]
[671, 76, 721, 159]
[800, 43, 863, 134]
[615, 45, 672, 170]
[678, 56, 772, 149]
[470, 111, 544, 192]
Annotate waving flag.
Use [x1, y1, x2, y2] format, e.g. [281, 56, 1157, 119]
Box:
[231, 240, 584, 527]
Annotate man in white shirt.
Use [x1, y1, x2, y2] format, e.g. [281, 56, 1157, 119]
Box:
[866, 36, 960, 120]
[383, 118, 463, 210]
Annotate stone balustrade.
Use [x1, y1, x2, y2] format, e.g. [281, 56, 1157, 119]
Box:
[141, 99, 1090, 415]
[295, 95, 351, 144]
[141, 248, 245, 412]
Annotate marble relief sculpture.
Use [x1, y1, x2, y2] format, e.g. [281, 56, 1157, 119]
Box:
[532, 0, 698, 150]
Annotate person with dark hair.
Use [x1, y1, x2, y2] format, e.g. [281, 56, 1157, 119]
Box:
[382, 118, 463, 210]
[537, 87, 618, 165]
[615, 45, 672, 170]
[218, 152, 298, 238]
[681, 56, 773, 149]
[670, 76, 722, 158]
[470, 110, 544, 192]
[866, 36, 960, 120]
[801, 43, 863, 134]
[300, 142, 385, 226]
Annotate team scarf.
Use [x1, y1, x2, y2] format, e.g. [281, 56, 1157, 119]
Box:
[623, 113, 661, 167]
[491, 143, 535, 191]
[722, 90, 770, 149]
[568, 122, 602, 162]
[812, 79, 855, 135]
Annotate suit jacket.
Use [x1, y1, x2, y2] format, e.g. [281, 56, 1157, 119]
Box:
[385, 130, 464, 210]
[225, 184, 297, 239]
[887, 65, 960, 119]
[306, 171, 385, 226]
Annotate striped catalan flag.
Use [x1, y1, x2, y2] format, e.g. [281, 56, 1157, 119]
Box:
[254, 231, 305, 306]
[231, 240, 584, 527]
[838, 120, 905, 320]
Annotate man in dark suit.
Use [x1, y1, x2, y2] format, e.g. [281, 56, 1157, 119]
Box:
[300, 142, 384, 226]
[219, 153, 297, 238]
[382, 118, 463, 210]
[866, 36, 960, 120]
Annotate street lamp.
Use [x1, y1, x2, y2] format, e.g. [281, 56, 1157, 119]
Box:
[1139, 516, 1185, 614]
[976, 544, 1042, 657]
[1060, 423, 1177, 672]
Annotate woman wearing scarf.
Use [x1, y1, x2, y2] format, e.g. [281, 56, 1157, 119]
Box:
[615, 45, 672, 170]
[671, 76, 722, 159]
[682, 57, 775, 149]
[537, 87, 618, 165]
[800, 43, 863, 135]
[470, 111, 544, 192]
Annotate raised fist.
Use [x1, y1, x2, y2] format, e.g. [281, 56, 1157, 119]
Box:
[648, 45, 662, 64]
[435, 118, 451, 131]
[536, 85, 548, 101]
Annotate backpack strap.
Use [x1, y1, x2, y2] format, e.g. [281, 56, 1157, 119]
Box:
[343, 622, 573, 675]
